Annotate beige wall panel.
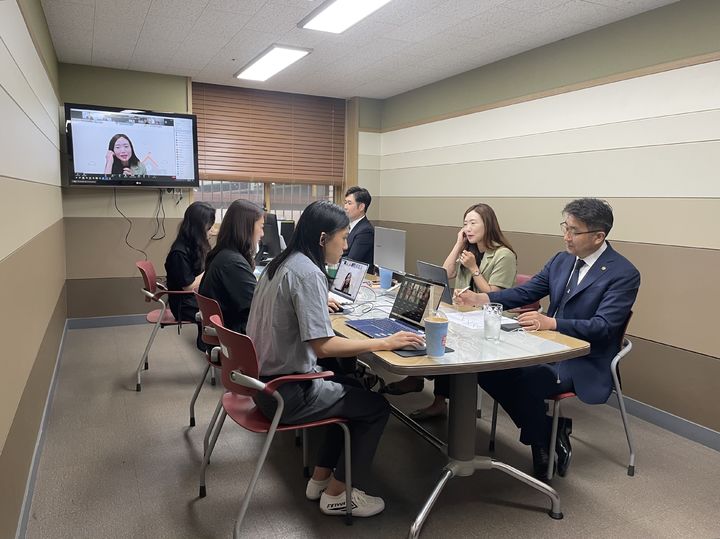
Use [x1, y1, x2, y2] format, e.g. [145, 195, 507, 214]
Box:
[376, 219, 719, 359]
[358, 154, 381, 170]
[67, 277, 154, 317]
[358, 131, 381, 155]
[0, 89, 61, 186]
[378, 142, 720, 200]
[0, 287, 65, 539]
[0, 178, 62, 261]
[382, 60, 720, 150]
[65, 217, 182, 279]
[0, 39, 57, 143]
[381, 109, 720, 172]
[376, 196, 720, 250]
[358, 170, 381, 219]
[0, 1, 58, 132]
[16, 0, 59, 91]
[622, 338, 720, 432]
[0, 219, 65, 455]
[62, 188, 189, 218]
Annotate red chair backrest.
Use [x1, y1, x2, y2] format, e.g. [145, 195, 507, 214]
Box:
[135, 260, 157, 301]
[195, 292, 223, 347]
[210, 314, 260, 397]
[510, 273, 541, 313]
[136, 260, 158, 298]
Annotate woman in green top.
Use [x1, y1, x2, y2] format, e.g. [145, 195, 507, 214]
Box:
[382, 203, 517, 419]
[105, 134, 147, 176]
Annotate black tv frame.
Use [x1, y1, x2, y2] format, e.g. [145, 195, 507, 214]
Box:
[63, 102, 200, 188]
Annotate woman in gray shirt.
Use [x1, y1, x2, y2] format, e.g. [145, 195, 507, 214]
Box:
[247, 201, 423, 518]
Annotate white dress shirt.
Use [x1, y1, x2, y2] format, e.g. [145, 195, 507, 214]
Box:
[577, 241, 607, 284]
[349, 215, 365, 233]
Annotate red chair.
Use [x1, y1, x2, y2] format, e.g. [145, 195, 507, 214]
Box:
[508, 273, 542, 314]
[188, 292, 224, 428]
[135, 260, 194, 392]
[200, 315, 353, 537]
[488, 312, 636, 479]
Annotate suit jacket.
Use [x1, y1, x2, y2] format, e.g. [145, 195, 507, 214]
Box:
[487, 242, 640, 405]
[344, 216, 374, 267]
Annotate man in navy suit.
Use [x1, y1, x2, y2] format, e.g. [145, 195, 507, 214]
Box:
[343, 186, 375, 267]
[455, 198, 640, 479]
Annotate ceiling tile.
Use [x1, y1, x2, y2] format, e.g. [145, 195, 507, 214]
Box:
[146, 0, 210, 20]
[94, 0, 151, 21]
[42, 0, 682, 99]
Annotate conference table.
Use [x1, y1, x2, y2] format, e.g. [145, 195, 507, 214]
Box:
[331, 291, 590, 538]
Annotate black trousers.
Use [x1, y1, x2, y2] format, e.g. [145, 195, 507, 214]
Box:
[477, 364, 574, 446]
[314, 376, 390, 485]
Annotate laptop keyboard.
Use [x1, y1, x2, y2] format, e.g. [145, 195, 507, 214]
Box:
[359, 318, 422, 337]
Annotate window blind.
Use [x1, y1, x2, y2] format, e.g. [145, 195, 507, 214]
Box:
[192, 83, 346, 185]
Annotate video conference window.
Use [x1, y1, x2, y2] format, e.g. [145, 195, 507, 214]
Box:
[332, 259, 367, 298]
[67, 107, 196, 185]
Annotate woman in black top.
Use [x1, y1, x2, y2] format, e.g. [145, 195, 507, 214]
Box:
[165, 201, 216, 349]
[199, 199, 264, 334]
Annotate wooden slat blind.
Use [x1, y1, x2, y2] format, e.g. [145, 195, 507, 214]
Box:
[192, 83, 346, 185]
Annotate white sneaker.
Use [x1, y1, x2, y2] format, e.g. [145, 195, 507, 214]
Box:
[305, 477, 331, 500]
[320, 488, 385, 517]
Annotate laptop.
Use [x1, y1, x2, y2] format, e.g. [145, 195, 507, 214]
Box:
[329, 258, 370, 305]
[416, 260, 453, 304]
[346, 274, 445, 338]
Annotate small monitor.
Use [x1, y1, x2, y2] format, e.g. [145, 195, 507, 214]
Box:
[279, 220, 295, 246]
[374, 227, 406, 274]
[256, 212, 282, 264]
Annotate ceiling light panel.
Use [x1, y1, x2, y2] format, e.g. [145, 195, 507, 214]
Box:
[235, 44, 311, 81]
[300, 0, 393, 34]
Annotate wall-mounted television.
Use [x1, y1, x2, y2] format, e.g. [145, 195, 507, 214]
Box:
[64, 103, 200, 188]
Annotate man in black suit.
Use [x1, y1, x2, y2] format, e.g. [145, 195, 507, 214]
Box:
[342, 186, 374, 267]
[455, 198, 640, 480]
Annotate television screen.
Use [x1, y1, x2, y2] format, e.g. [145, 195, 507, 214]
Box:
[64, 103, 200, 187]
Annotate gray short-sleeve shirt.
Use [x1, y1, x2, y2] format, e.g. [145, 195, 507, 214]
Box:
[247, 252, 335, 376]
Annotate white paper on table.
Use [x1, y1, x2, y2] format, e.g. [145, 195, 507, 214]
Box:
[441, 309, 516, 329]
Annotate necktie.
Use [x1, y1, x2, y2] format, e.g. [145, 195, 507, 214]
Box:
[555, 259, 585, 318]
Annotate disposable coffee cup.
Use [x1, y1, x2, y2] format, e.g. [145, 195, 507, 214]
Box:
[379, 267, 393, 289]
[424, 315, 449, 358]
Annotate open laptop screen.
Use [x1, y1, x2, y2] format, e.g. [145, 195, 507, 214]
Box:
[391, 275, 445, 328]
[330, 258, 370, 301]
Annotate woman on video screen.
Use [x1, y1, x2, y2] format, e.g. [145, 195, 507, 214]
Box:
[105, 134, 147, 176]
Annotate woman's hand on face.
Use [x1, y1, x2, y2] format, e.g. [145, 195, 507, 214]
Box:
[105, 150, 114, 165]
[382, 331, 425, 350]
[458, 249, 478, 272]
[456, 228, 466, 245]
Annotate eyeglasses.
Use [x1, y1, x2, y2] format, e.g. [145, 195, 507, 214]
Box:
[560, 222, 602, 237]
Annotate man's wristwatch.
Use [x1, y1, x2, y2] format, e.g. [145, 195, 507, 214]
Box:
[472, 269, 481, 276]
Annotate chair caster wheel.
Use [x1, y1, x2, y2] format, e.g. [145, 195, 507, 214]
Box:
[190, 417, 195, 427]
[549, 511, 563, 520]
[199, 486, 206, 498]
[136, 383, 141, 392]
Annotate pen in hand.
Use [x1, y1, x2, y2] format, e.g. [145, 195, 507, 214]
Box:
[453, 286, 470, 303]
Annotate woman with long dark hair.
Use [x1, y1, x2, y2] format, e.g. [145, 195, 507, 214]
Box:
[383, 203, 518, 419]
[104, 134, 147, 176]
[198, 199, 264, 334]
[247, 200, 423, 518]
[165, 201, 216, 349]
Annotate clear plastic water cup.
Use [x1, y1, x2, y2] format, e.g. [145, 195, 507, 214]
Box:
[483, 303, 503, 342]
